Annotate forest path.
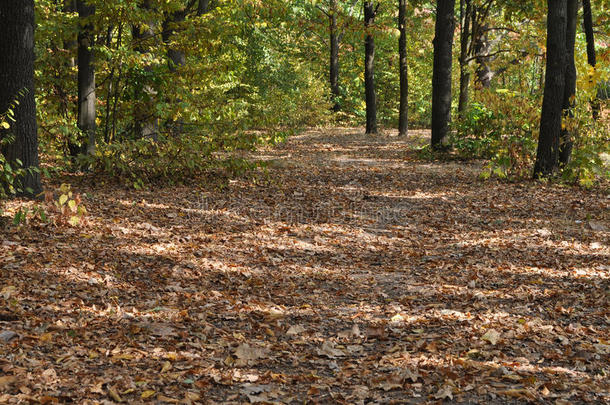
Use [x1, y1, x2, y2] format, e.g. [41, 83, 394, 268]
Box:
[1, 128, 609, 403]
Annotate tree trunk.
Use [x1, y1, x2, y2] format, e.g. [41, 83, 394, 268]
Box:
[163, 11, 187, 72]
[474, 23, 492, 88]
[132, 0, 159, 141]
[559, 0, 577, 166]
[398, 0, 408, 136]
[582, 0, 599, 119]
[534, 0, 567, 178]
[330, 0, 341, 112]
[198, 0, 210, 15]
[0, 0, 42, 197]
[76, 0, 96, 156]
[431, 0, 456, 150]
[458, 0, 471, 115]
[364, 2, 378, 134]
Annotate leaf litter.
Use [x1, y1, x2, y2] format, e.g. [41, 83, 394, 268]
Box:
[0, 128, 608, 403]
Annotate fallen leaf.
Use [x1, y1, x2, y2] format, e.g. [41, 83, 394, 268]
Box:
[0, 330, 18, 343]
[481, 329, 501, 345]
[434, 385, 453, 400]
[286, 325, 306, 336]
[317, 341, 345, 358]
[0, 376, 16, 390]
[108, 386, 122, 402]
[141, 390, 156, 399]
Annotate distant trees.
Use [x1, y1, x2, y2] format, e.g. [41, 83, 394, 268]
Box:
[0, 0, 42, 197]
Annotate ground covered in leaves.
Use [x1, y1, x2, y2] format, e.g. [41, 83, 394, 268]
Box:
[1, 128, 609, 404]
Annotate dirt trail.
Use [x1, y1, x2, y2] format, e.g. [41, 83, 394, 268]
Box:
[1, 128, 609, 404]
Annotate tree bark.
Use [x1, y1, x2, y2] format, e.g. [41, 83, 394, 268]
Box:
[76, 0, 96, 156]
[534, 0, 567, 178]
[431, 0, 456, 150]
[132, 0, 159, 141]
[398, 0, 408, 136]
[474, 23, 492, 88]
[330, 0, 341, 112]
[0, 0, 42, 197]
[559, 0, 577, 166]
[364, 2, 378, 134]
[198, 0, 210, 15]
[582, 0, 599, 119]
[162, 10, 187, 72]
[458, 0, 471, 115]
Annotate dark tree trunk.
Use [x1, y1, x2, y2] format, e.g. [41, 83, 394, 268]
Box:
[330, 0, 341, 112]
[458, 0, 471, 115]
[398, 0, 408, 136]
[431, 0, 456, 150]
[559, 0, 578, 166]
[534, 0, 567, 178]
[0, 0, 42, 197]
[582, 0, 599, 119]
[364, 2, 378, 134]
[76, 0, 96, 156]
[162, 8, 187, 136]
[198, 0, 210, 15]
[162, 10, 186, 72]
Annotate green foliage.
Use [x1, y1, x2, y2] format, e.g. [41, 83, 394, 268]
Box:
[562, 122, 610, 188]
[12, 205, 47, 226]
[452, 89, 539, 179]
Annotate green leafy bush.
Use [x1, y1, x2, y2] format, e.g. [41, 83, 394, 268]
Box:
[451, 89, 540, 179]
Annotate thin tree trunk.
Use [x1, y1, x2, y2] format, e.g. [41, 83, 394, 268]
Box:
[534, 0, 567, 178]
[398, 0, 408, 136]
[76, 0, 96, 156]
[559, 0, 577, 166]
[474, 23, 492, 88]
[582, 0, 599, 119]
[431, 0, 456, 150]
[132, 0, 159, 141]
[330, 0, 341, 112]
[364, 2, 378, 134]
[458, 0, 471, 115]
[0, 0, 42, 197]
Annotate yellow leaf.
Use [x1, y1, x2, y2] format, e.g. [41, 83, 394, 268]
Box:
[0, 121, 9, 129]
[59, 194, 68, 206]
[160, 361, 172, 373]
[141, 390, 156, 399]
[108, 386, 123, 402]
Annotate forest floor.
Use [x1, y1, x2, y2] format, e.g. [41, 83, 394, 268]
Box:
[1, 128, 609, 404]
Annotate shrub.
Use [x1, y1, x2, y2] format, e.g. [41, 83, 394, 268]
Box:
[451, 89, 539, 178]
